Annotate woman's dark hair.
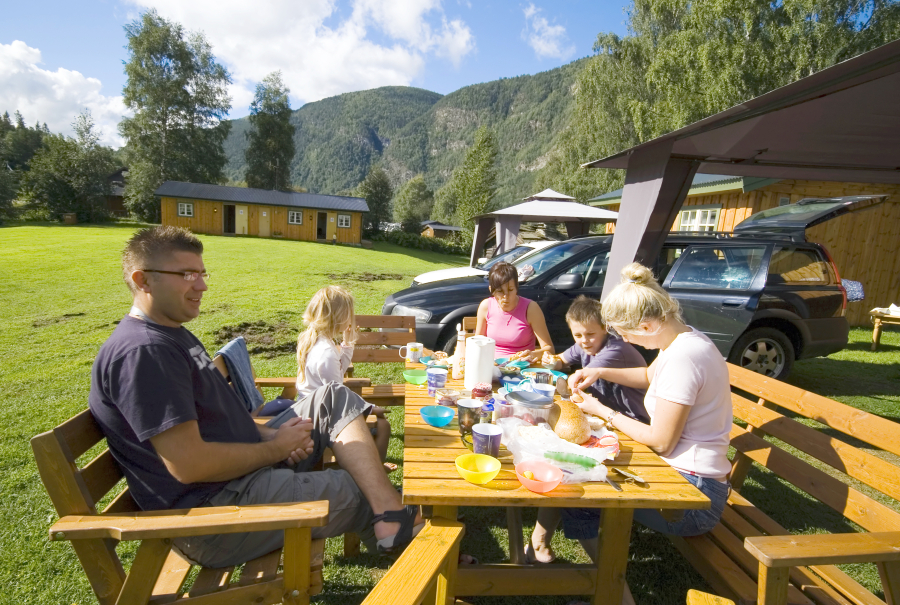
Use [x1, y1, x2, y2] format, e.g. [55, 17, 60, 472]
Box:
[488, 261, 518, 293]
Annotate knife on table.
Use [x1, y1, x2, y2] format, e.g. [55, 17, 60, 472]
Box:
[605, 475, 623, 491]
[556, 377, 570, 401]
[612, 467, 647, 485]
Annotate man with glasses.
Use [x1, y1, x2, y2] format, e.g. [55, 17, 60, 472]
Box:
[89, 226, 422, 568]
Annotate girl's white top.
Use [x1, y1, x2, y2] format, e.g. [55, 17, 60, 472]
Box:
[296, 335, 354, 400]
[644, 328, 733, 478]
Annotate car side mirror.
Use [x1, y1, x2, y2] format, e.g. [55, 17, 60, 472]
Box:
[548, 274, 583, 290]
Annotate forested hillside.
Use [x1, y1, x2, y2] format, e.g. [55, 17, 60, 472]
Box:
[223, 59, 586, 207]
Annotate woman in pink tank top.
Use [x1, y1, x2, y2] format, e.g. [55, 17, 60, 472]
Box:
[475, 262, 554, 361]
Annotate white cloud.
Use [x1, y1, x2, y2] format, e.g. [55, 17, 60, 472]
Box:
[521, 3, 575, 60]
[0, 41, 127, 147]
[125, 0, 476, 111]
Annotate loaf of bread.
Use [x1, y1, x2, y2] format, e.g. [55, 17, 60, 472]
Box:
[548, 399, 592, 445]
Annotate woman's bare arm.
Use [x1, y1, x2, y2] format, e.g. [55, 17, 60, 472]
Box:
[475, 299, 489, 336]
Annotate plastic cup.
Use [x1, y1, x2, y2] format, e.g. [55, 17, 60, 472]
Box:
[426, 367, 448, 396]
[472, 423, 502, 457]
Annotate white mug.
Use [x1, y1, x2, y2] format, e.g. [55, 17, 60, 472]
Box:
[399, 342, 423, 362]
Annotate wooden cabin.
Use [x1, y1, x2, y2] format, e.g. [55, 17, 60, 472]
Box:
[155, 181, 368, 245]
[421, 220, 463, 239]
[591, 175, 900, 326]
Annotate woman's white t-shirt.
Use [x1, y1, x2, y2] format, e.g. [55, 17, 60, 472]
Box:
[644, 328, 733, 478]
[295, 335, 353, 400]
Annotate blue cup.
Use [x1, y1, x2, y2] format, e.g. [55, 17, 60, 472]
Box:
[426, 367, 448, 396]
[472, 423, 502, 457]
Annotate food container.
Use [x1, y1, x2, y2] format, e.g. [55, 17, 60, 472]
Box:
[434, 388, 460, 407]
[455, 453, 501, 484]
[420, 405, 455, 427]
[515, 460, 563, 493]
[503, 390, 555, 425]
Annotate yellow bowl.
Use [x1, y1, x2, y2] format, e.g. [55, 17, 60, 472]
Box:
[455, 453, 501, 485]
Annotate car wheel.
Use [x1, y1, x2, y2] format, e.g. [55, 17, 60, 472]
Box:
[439, 332, 458, 356]
[728, 328, 795, 380]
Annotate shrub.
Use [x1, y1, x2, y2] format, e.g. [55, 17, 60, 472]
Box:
[370, 230, 470, 256]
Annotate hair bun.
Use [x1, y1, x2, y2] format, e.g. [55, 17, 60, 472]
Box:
[621, 262, 653, 285]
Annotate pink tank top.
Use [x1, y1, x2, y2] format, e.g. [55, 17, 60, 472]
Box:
[485, 296, 536, 358]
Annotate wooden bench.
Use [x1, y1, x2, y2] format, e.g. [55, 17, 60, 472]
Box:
[672, 363, 900, 605]
[360, 518, 464, 605]
[255, 314, 415, 407]
[32, 409, 329, 605]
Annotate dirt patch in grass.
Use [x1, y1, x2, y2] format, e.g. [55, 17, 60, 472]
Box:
[32, 312, 86, 327]
[213, 320, 298, 358]
[329, 272, 404, 282]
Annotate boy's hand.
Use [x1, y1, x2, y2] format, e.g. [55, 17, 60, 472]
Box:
[541, 351, 561, 369]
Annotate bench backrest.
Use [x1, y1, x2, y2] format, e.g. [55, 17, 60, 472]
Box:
[727, 363, 900, 534]
[31, 410, 131, 604]
[351, 315, 415, 363]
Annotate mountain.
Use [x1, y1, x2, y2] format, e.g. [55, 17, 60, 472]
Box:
[223, 58, 587, 208]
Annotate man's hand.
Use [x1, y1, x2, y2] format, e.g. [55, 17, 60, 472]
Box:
[568, 367, 604, 392]
[274, 417, 314, 465]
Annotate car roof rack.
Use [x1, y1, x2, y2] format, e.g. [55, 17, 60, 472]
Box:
[666, 230, 806, 243]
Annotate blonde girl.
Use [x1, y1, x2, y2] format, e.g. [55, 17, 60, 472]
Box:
[296, 286, 390, 462]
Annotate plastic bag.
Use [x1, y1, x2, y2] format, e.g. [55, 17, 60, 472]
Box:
[499, 418, 617, 483]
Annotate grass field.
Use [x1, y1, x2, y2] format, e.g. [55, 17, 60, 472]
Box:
[1, 222, 898, 605]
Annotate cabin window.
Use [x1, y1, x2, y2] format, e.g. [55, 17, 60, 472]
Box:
[678, 207, 719, 232]
[337, 214, 351, 228]
[778, 196, 791, 206]
[288, 210, 303, 225]
[177, 202, 194, 217]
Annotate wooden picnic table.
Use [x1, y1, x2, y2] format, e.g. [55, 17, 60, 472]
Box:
[870, 309, 900, 351]
[401, 367, 710, 605]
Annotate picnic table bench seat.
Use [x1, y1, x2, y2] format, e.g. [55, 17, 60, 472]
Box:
[32, 409, 328, 605]
[673, 363, 900, 605]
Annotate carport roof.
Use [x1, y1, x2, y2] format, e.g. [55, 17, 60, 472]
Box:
[155, 181, 369, 212]
[583, 39, 900, 184]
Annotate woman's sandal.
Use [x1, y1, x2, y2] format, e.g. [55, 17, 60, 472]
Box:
[373, 505, 425, 554]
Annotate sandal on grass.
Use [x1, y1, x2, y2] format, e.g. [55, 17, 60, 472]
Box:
[373, 505, 425, 554]
[383, 462, 399, 472]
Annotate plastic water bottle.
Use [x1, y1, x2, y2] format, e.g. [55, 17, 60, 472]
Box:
[451, 323, 466, 380]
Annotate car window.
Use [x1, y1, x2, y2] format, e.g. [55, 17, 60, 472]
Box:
[767, 247, 830, 285]
[478, 246, 532, 270]
[514, 241, 601, 282]
[565, 251, 610, 289]
[656, 247, 686, 283]
[669, 246, 766, 290]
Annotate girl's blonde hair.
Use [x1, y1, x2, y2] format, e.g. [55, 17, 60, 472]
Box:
[601, 262, 682, 334]
[296, 285, 357, 384]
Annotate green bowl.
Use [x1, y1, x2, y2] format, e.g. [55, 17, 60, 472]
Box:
[403, 369, 428, 385]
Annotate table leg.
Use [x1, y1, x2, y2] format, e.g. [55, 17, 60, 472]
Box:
[592, 508, 634, 605]
[873, 318, 883, 352]
[426, 506, 459, 605]
[506, 507, 525, 564]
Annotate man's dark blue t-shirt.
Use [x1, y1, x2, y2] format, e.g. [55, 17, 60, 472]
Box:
[561, 334, 650, 424]
[89, 316, 261, 510]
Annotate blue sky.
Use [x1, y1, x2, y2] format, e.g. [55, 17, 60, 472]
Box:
[1, 1, 629, 146]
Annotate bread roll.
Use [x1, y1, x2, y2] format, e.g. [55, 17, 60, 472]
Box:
[548, 399, 592, 445]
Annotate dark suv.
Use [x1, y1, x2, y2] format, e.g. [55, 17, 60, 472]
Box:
[383, 197, 877, 379]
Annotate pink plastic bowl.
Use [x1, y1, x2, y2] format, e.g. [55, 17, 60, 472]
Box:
[515, 460, 564, 493]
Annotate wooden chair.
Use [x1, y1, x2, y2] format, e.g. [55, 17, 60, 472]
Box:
[687, 589, 736, 605]
[31, 410, 328, 605]
[360, 519, 464, 605]
[255, 314, 416, 408]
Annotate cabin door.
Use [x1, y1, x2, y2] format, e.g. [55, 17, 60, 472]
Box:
[223, 205, 236, 234]
[259, 208, 271, 237]
[235, 205, 248, 235]
[326, 212, 337, 241]
[317, 212, 327, 240]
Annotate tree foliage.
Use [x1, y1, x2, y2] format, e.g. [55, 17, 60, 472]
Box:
[356, 165, 393, 234]
[538, 0, 900, 200]
[119, 9, 232, 221]
[245, 71, 295, 191]
[449, 125, 498, 238]
[393, 174, 434, 233]
[1, 111, 47, 171]
[21, 111, 117, 222]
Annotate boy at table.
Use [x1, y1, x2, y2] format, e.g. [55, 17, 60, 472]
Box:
[529, 295, 648, 563]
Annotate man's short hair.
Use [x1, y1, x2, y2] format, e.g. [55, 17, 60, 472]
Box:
[122, 226, 203, 293]
[566, 295, 604, 327]
[488, 261, 518, 293]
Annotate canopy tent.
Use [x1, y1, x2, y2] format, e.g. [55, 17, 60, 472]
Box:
[469, 190, 618, 266]
[582, 39, 900, 300]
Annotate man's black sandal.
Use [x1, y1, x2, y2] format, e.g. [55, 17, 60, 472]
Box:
[373, 504, 424, 554]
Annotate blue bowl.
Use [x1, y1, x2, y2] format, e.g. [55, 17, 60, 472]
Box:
[420, 405, 455, 428]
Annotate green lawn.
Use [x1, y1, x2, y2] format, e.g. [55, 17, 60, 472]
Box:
[1, 222, 898, 605]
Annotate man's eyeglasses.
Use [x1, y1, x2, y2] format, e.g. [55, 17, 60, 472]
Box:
[141, 269, 210, 282]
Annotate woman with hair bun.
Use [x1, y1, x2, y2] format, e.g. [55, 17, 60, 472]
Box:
[475, 261, 554, 362]
[540, 262, 732, 561]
